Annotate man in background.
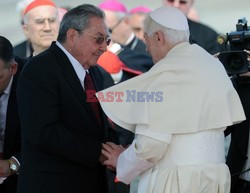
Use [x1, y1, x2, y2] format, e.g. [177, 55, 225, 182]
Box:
[22, 0, 59, 56]
[0, 36, 26, 193]
[164, 0, 220, 54]
[14, 0, 60, 57]
[128, 6, 151, 42]
[225, 50, 250, 193]
[98, 0, 154, 81]
[14, 0, 34, 58]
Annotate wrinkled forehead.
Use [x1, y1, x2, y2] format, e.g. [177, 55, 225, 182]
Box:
[26, 5, 58, 20]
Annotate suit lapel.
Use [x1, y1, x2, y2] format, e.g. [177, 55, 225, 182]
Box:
[49, 42, 101, 128]
[89, 67, 109, 132]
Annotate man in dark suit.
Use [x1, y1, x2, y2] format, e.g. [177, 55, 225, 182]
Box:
[14, 0, 60, 58]
[164, 0, 220, 55]
[226, 76, 250, 193]
[17, 4, 115, 193]
[0, 36, 25, 193]
[98, 0, 154, 77]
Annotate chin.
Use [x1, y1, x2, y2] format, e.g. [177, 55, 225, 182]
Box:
[42, 41, 53, 48]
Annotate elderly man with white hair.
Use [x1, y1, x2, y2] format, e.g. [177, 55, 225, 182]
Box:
[14, 0, 60, 57]
[100, 6, 245, 193]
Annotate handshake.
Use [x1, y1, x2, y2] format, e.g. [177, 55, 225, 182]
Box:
[99, 142, 127, 171]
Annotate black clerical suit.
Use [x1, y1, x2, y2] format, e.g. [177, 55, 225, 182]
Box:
[126, 36, 147, 53]
[226, 78, 250, 193]
[188, 19, 220, 55]
[13, 40, 33, 58]
[16, 42, 114, 193]
[118, 37, 154, 82]
[0, 57, 26, 193]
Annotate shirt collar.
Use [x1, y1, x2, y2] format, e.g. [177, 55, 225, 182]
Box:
[125, 33, 135, 46]
[56, 41, 86, 84]
[3, 76, 13, 95]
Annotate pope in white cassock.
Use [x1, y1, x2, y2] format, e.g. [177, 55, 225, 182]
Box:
[99, 6, 246, 193]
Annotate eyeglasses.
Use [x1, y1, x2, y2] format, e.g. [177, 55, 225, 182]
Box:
[108, 19, 123, 34]
[74, 28, 111, 46]
[167, 0, 188, 4]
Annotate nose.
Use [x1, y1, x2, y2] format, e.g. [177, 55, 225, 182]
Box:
[99, 41, 108, 52]
[44, 20, 51, 31]
[173, 1, 180, 8]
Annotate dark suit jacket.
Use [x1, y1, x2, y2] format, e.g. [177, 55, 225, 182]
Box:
[0, 57, 26, 193]
[188, 19, 221, 55]
[16, 42, 112, 193]
[119, 36, 154, 77]
[225, 78, 250, 193]
[126, 36, 146, 53]
[13, 40, 33, 58]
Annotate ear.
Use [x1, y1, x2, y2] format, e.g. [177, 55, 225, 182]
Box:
[66, 29, 78, 48]
[22, 24, 30, 39]
[154, 31, 165, 46]
[10, 61, 18, 75]
[123, 17, 130, 25]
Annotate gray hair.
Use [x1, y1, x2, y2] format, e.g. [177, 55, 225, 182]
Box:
[22, 5, 59, 25]
[144, 15, 190, 45]
[57, 4, 105, 43]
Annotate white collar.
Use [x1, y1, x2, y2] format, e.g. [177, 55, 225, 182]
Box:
[3, 76, 13, 96]
[56, 41, 86, 85]
[125, 33, 135, 46]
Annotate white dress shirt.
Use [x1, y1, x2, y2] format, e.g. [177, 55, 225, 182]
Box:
[0, 76, 19, 183]
[55, 41, 87, 88]
[0, 76, 13, 152]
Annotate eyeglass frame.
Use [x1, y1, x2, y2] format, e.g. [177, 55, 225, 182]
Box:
[166, 0, 188, 5]
[73, 28, 111, 46]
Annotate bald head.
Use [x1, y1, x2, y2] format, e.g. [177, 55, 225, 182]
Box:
[143, 6, 190, 63]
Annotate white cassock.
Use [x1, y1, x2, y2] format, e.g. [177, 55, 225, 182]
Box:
[97, 42, 246, 193]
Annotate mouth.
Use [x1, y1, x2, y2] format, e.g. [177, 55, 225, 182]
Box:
[95, 52, 104, 57]
[41, 35, 55, 38]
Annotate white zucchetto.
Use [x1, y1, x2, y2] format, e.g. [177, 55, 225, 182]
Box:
[150, 6, 189, 31]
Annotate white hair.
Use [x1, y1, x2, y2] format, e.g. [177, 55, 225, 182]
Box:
[22, 4, 59, 25]
[144, 15, 190, 45]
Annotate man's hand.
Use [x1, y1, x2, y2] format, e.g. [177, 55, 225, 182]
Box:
[0, 160, 11, 177]
[101, 142, 126, 171]
[99, 154, 107, 164]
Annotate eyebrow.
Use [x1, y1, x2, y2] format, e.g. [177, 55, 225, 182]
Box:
[96, 32, 109, 38]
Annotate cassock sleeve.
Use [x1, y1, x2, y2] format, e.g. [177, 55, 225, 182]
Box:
[116, 132, 171, 184]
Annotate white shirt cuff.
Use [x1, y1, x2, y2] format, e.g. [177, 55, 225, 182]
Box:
[116, 141, 154, 184]
[11, 156, 20, 166]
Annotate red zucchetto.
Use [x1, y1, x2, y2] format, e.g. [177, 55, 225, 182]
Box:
[24, 0, 56, 15]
